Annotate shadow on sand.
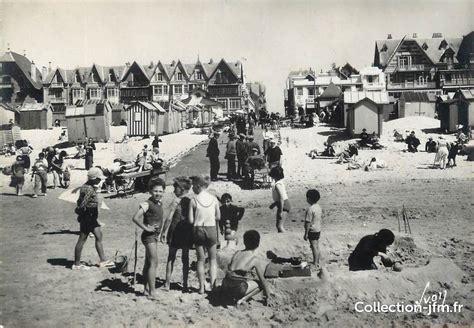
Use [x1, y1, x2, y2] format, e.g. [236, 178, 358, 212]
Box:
[47, 258, 73, 268]
[43, 229, 80, 235]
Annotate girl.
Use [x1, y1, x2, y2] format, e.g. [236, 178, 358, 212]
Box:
[161, 177, 193, 292]
[188, 175, 220, 294]
[132, 178, 166, 299]
[51, 150, 67, 188]
[434, 136, 449, 169]
[269, 166, 290, 233]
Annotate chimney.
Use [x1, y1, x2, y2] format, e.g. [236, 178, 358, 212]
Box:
[171, 60, 176, 66]
[412, 33, 417, 38]
[387, 34, 392, 39]
[42, 66, 47, 79]
[209, 58, 214, 64]
[432, 33, 443, 38]
[149, 61, 154, 69]
[31, 60, 36, 81]
[48, 61, 52, 74]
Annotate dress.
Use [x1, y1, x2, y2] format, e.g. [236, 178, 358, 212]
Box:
[435, 140, 449, 162]
[167, 196, 193, 249]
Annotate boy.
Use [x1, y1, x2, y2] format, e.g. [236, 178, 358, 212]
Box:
[189, 175, 220, 294]
[219, 193, 245, 247]
[348, 229, 395, 271]
[132, 178, 166, 299]
[32, 152, 49, 198]
[73, 167, 114, 270]
[303, 189, 322, 268]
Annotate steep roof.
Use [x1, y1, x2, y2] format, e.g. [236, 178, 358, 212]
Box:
[344, 91, 389, 104]
[457, 31, 474, 65]
[19, 102, 52, 112]
[374, 39, 402, 68]
[319, 82, 342, 98]
[201, 62, 218, 78]
[0, 51, 42, 89]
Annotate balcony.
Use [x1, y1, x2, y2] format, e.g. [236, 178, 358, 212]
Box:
[122, 81, 147, 87]
[50, 82, 64, 88]
[50, 97, 66, 103]
[396, 64, 425, 72]
[439, 69, 474, 87]
[387, 81, 436, 90]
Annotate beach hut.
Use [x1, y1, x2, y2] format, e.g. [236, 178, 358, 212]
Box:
[182, 93, 224, 127]
[124, 101, 166, 136]
[0, 103, 18, 125]
[438, 89, 474, 133]
[344, 91, 390, 128]
[346, 98, 384, 137]
[66, 99, 113, 143]
[398, 92, 436, 118]
[172, 99, 188, 130]
[19, 102, 53, 130]
[0, 124, 21, 146]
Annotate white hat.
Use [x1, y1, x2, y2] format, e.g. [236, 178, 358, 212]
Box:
[87, 167, 105, 181]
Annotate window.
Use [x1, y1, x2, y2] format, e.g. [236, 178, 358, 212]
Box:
[49, 88, 62, 98]
[134, 111, 141, 121]
[368, 76, 373, 83]
[177, 72, 183, 81]
[297, 88, 303, 96]
[163, 85, 168, 94]
[174, 85, 183, 94]
[109, 73, 113, 82]
[150, 113, 155, 124]
[91, 72, 97, 83]
[216, 70, 227, 83]
[72, 89, 84, 99]
[89, 88, 101, 98]
[189, 84, 194, 92]
[107, 88, 118, 98]
[217, 99, 227, 108]
[229, 99, 240, 109]
[157, 73, 163, 81]
[184, 84, 189, 94]
[74, 74, 79, 83]
[196, 71, 203, 80]
[308, 88, 315, 96]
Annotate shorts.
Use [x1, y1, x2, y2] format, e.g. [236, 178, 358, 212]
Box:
[308, 231, 320, 241]
[141, 231, 160, 245]
[193, 226, 217, 247]
[78, 208, 100, 234]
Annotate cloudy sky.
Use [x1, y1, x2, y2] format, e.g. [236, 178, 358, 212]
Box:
[1, 0, 472, 112]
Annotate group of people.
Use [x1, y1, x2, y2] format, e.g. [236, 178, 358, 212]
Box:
[359, 129, 384, 150]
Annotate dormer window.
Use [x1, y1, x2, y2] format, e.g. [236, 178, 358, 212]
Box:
[109, 72, 113, 82]
[157, 73, 163, 81]
[91, 72, 97, 83]
[439, 40, 448, 50]
[177, 72, 183, 81]
[422, 42, 428, 51]
[74, 74, 79, 83]
[196, 71, 203, 80]
[381, 44, 388, 52]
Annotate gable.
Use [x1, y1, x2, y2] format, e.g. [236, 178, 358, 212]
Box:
[152, 62, 169, 82]
[386, 39, 435, 69]
[87, 65, 104, 83]
[208, 60, 239, 84]
[122, 62, 150, 84]
[172, 62, 189, 82]
[189, 63, 207, 81]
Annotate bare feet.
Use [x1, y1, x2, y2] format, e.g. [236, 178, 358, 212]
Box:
[163, 283, 170, 291]
[147, 292, 159, 300]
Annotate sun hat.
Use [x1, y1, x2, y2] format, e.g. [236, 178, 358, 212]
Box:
[87, 167, 105, 181]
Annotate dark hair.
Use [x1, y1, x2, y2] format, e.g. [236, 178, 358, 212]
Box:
[269, 166, 284, 180]
[149, 177, 166, 191]
[38, 153, 45, 159]
[306, 189, 320, 203]
[376, 229, 395, 246]
[59, 150, 67, 158]
[243, 230, 260, 250]
[190, 175, 210, 188]
[173, 176, 191, 191]
[221, 193, 232, 202]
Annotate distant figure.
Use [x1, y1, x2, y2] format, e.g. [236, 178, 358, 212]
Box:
[84, 138, 96, 170]
[11, 156, 26, 196]
[456, 128, 468, 145]
[321, 142, 335, 157]
[18, 143, 33, 172]
[264, 139, 283, 169]
[262, 126, 274, 153]
[219, 193, 245, 247]
[151, 135, 162, 149]
[434, 136, 449, 169]
[405, 131, 420, 153]
[425, 137, 437, 153]
[359, 129, 370, 147]
[225, 134, 237, 181]
[120, 119, 127, 126]
[207, 131, 221, 181]
[269, 166, 290, 233]
[54, 119, 60, 127]
[447, 141, 461, 167]
[236, 133, 248, 178]
[348, 229, 396, 271]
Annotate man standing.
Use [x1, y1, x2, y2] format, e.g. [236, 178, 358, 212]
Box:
[225, 134, 237, 180]
[84, 138, 96, 170]
[207, 131, 220, 181]
[236, 133, 248, 178]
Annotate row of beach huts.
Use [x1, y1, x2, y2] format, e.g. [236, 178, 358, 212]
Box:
[0, 92, 225, 145]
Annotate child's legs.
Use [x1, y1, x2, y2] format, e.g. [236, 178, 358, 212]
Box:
[165, 247, 178, 287]
[74, 232, 89, 265]
[207, 245, 217, 288]
[310, 239, 320, 265]
[52, 170, 59, 187]
[196, 246, 206, 292]
[276, 209, 286, 232]
[34, 174, 41, 195]
[40, 171, 48, 193]
[181, 248, 190, 288]
[92, 227, 107, 262]
[144, 242, 158, 295]
[16, 181, 24, 194]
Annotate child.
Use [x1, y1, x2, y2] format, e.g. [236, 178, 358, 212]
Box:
[219, 193, 245, 247]
[132, 178, 166, 299]
[303, 189, 322, 268]
[162, 177, 193, 292]
[221, 230, 270, 304]
[11, 156, 26, 196]
[188, 175, 220, 294]
[32, 152, 49, 198]
[348, 229, 396, 271]
[269, 166, 290, 233]
[73, 167, 113, 270]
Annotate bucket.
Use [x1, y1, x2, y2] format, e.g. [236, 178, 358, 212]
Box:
[114, 255, 129, 273]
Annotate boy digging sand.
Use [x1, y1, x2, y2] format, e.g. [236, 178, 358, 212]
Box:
[219, 193, 245, 247]
[132, 178, 166, 299]
[189, 175, 220, 294]
[303, 189, 322, 269]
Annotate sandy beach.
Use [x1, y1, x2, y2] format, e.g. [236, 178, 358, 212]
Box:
[0, 117, 473, 327]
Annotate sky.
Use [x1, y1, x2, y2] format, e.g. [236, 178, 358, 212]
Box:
[1, 0, 472, 113]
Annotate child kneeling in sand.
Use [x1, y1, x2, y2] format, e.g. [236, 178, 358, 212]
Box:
[219, 193, 245, 247]
[189, 175, 220, 294]
[73, 168, 114, 270]
[221, 230, 270, 304]
[132, 178, 166, 299]
[303, 189, 322, 269]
